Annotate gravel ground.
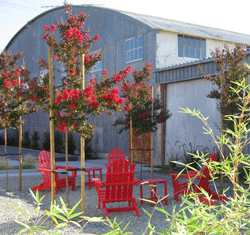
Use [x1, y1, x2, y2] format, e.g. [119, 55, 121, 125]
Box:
[0, 170, 178, 235]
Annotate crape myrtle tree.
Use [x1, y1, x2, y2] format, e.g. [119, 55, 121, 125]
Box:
[0, 51, 38, 191]
[28, 3, 138, 210]
[113, 62, 171, 175]
[205, 44, 250, 191]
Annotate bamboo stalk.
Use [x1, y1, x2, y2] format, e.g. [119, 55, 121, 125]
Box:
[48, 46, 55, 204]
[65, 129, 69, 207]
[220, 76, 224, 195]
[151, 86, 154, 179]
[80, 53, 85, 214]
[5, 128, 8, 192]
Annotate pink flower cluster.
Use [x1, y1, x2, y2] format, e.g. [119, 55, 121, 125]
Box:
[66, 27, 84, 43]
[103, 87, 124, 106]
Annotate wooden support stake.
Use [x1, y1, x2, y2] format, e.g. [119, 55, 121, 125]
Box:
[5, 128, 8, 192]
[65, 129, 69, 207]
[19, 76, 22, 191]
[151, 86, 154, 179]
[48, 46, 56, 204]
[80, 53, 85, 214]
[19, 116, 22, 191]
[130, 102, 133, 163]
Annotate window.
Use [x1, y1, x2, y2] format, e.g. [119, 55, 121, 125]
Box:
[126, 35, 143, 63]
[91, 60, 102, 72]
[178, 35, 206, 59]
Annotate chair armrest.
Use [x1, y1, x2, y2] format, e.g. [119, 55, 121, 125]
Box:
[93, 178, 105, 191]
[36, 168, 55, 173]
[56, 166, 78, 177]
[187, 171, 201, 179]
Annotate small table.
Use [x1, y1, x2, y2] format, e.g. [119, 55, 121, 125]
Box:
[140, 178, 168, 207]
[85, 167, 103, 189]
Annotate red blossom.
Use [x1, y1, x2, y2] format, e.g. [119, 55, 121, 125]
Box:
[94, 35, 100, 41]
[72, 121, 78, 128]
[40, 59, 46, 65]
[112, 74, 122, 83]
[43, 35, 48, 40]
[83, 85, 94, 97]
[70, 88, 80, 100]
[102, 70, 108, 75]
[15, 68, 21, 75]
[69, 68, 76, 75]
[70, 101, 77, 111]
[3, 74, 8, 79]
[44, 25, 50, 31]
[63, 88, 70, 100]
[51, 24, 56, 32]
[124, 104, 131, 111]
[4, 80, 10, 89]
[52, 55, 57, 60]
[85, 54, 90, 63]
[59, 121, 67, 132]
[89, 78, 96, 84]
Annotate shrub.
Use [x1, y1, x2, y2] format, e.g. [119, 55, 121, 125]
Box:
[31, 131, 40, 150]
[22, 130, 31, 149]
[42, 129, 65, 153]
[68, 132, 76, 155]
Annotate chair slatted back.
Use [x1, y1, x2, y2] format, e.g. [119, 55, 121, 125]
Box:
[105, 159, 135, 202]
[197, 153, 217, 190]
[108, 148, 126, 165]
[38, 150, 60, 182]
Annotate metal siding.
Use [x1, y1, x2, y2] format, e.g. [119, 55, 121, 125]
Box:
[6, 6, 157, 156]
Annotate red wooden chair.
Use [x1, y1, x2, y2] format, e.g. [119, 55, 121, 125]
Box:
[32, 150, 78, 194]
[170, 153, 228, 205]
[105, 148, 126, 166]
[93, 158, 140, 218]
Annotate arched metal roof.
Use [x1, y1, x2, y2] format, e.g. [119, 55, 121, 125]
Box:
[5, 5, 250, 50]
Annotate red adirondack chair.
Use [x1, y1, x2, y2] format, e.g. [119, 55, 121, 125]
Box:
[93, 158, 140, 218]
[106, 148, 126, 165]
[32, 150, 78, 194]
[170, 153, 228, 205]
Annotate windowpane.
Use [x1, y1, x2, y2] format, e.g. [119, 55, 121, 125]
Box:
[185, 47, 189, 57]
[134, 37, 138, 48]
[130, 39, 133, 50]
[195, 39, 200, 48]
[190, 37, 195, 47]
[130, 50, 134, 61]
[134, 49, 138, 60]
[126, 35, 143, 63]
[139, 47, 143, 59]
[178, 45, 183, 57]
[178, 35, 206, 59]
[178, 35, 183, 46]
[190, 48, 195, 58]
[201, 39, 206, 49]
[126, 41, 129, 51]
[139, 36, 143, 47]
[196, 48, 200, 58]
[201, 49, 206, 58]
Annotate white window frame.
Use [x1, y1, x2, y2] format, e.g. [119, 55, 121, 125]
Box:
[126, 35, 143, 63]
[178, 35, 206, 59]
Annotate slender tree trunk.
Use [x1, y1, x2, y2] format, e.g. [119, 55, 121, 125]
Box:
[151, 86, 154, 179]
[19, 118, 22, 191]
[48, 46, 56, 206]
[65, 129, 69, 208]
[80, 53, 85, 215]
[5, 128, 8, 192]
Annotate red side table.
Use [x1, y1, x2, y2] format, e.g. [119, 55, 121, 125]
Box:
[85, 167, 103, 189]
[140, 178, 168, 207]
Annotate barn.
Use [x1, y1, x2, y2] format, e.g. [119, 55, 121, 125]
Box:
[5, 5, 250, 165]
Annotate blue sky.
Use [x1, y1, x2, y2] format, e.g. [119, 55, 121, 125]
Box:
[1, 0, 250, 51]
